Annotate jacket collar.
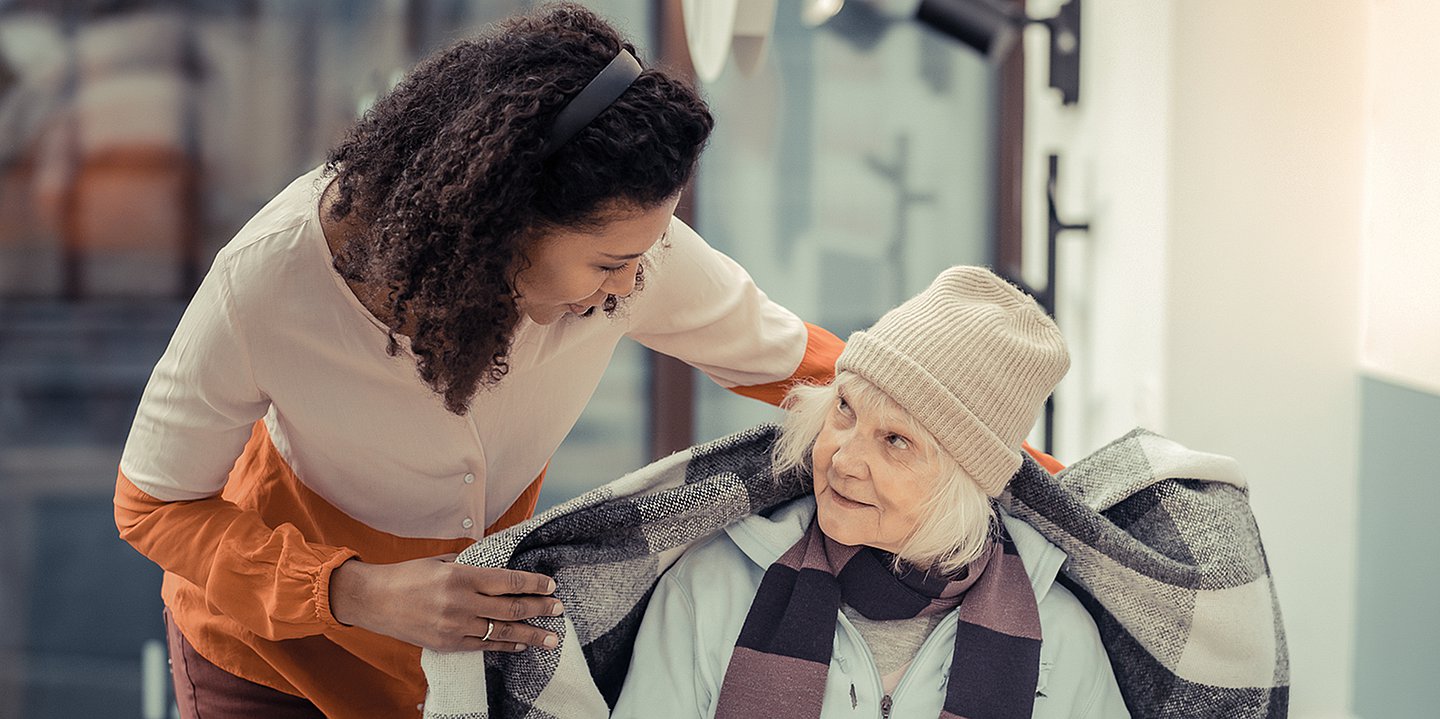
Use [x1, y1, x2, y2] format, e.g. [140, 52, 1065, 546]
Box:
[724, 496, 1066, 602]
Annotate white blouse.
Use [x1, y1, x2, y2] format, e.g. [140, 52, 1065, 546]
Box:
[120, 166, 808, 539]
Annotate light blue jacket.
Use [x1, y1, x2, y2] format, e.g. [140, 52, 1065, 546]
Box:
[612, 497, 1130, 719]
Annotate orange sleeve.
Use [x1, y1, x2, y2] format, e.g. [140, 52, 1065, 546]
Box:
[728, 322, 846, 407]
[1022, 443, 1065, 474]
[114, 468, 358, 641]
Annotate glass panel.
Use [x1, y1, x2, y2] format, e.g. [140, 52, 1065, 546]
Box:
[693, 5, 998, 441]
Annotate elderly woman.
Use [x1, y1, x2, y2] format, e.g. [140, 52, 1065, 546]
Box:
[612, 266, 1129, 718]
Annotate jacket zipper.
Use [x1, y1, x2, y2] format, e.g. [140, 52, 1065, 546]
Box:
[836, 613, 886, 719]
[880, 613, 960, 718]
[837, 611, 959, 719]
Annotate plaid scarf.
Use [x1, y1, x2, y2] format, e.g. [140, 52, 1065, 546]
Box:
[715, 520, 1041, 719]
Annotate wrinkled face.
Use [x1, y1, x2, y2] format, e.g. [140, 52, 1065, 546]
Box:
[811, 387, 942, 552]
[513, 195, 680, 325]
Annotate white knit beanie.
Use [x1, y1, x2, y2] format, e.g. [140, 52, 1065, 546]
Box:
[835, 266, 1070, 496]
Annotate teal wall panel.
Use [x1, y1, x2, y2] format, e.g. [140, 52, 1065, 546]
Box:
[1353, 376, 1440, 718]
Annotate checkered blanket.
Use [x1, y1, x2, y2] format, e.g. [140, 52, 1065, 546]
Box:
[420, 426, 1289, 718]
[420, 425, 805, 719]
[1002, 428, 1289, 718]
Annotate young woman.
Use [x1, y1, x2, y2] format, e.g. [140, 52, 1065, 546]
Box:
[614, 266, 1128, 718]
[114, 5, 840, 717]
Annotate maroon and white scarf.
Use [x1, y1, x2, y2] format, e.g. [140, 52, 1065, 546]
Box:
[715, 518, 1042, 719]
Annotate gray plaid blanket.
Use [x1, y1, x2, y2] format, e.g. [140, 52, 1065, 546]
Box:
[1003, 428, 1289, 718]
[420, 426, 1288, 719]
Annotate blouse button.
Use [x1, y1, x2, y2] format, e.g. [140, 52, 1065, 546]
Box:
[462, 517, 475, 530]
[463, 473, 476, 484]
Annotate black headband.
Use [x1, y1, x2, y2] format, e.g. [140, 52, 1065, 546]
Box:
[540, 49, 642, 159]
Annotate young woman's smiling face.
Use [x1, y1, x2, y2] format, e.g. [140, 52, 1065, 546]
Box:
[810, 386, 943, 552]
[512, 196, 679, 325]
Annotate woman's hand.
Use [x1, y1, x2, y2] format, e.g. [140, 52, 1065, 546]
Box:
[328, 554, 563, 652]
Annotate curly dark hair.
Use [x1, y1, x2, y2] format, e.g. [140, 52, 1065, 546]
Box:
[325, 3, 713, 414]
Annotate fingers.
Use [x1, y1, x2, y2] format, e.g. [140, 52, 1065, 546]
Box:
[463, 566, 556, 596]
[447, 590, 563, 649]
[453, 637, 527, 653]
[434, 619, 560, 653]
[470, 592, 565, 623]
[421, 564, 564, 652]
[474, 618, 560, 650]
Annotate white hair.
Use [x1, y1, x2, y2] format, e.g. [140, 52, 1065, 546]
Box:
[772, 372, 997, 576]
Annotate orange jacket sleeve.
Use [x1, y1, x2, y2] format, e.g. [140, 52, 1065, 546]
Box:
[114, 255, 360, 641]
[115, 464, 359, 641]
[728, 322, 846, 406]
[1023, 443, 1065, 474]
[116, 419, 535, 643]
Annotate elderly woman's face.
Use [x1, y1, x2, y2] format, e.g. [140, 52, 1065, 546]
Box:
[811, 388, 941, 552]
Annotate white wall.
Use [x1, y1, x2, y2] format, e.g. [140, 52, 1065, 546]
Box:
[1361, 0, 1440, 397]
[1165, 4, 1366, 716]
[1037, 1, 1369, 716]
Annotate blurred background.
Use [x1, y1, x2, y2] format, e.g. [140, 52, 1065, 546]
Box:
[0, 0, 1435, 717]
